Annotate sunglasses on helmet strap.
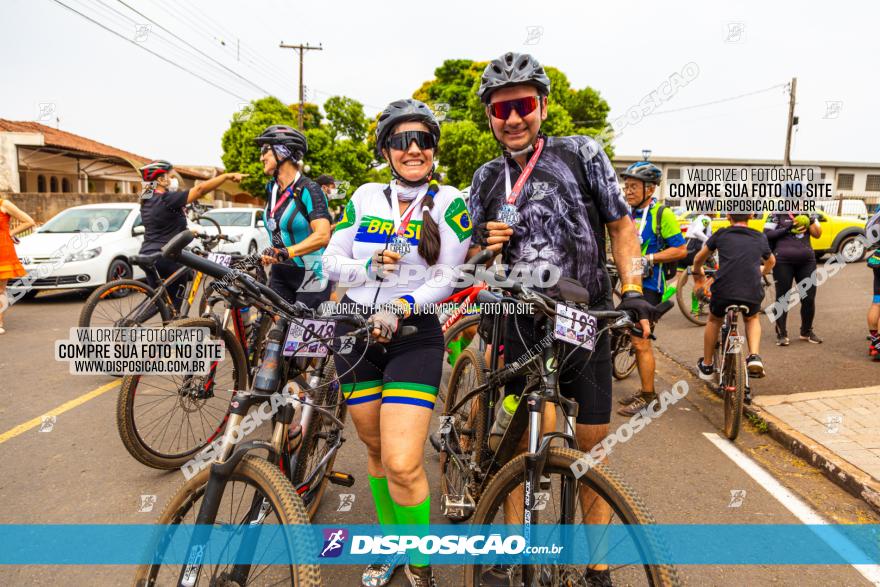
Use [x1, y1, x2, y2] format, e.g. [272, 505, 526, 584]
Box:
[487, 96, 541, 120]
[386, 130, 436, 151]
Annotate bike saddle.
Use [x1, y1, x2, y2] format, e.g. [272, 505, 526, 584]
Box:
[130, 252, 162, 268]
[556, 276, 590, 305]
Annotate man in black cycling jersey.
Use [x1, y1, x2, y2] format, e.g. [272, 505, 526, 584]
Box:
[138, 160, 244, 310]
[467, 52, 655, 587]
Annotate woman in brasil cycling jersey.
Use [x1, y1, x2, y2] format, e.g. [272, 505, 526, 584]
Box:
[323, 99, 471, 587]
[255, 125, 332, 308]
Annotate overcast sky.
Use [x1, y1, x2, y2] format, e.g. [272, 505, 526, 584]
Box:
[1, 0, 874, 167]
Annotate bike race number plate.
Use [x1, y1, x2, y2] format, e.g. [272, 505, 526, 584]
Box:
[207, 252, 232, 267]
[554, 303, 598, 351]
[283, 319, 336, 358]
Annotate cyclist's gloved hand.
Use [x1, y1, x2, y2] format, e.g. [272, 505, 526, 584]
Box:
[615, 291, 654, 338]
[261, 246, 290, 265]
[368, 309, 399, 343]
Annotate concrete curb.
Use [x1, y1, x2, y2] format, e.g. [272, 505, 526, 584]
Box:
[656, 346, 880, 515]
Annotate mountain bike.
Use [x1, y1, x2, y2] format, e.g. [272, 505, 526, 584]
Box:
[134, 230, 399, 586]
[439, 279, 679, 586]
[710, 304, 750, 441]
[117, 258, 347, 520]
[78, 231, 261, 329]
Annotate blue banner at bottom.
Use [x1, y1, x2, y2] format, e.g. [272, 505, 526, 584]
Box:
[0, 524, 878, 565]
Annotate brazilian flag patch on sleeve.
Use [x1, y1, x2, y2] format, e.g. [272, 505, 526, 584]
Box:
[334, 199, 356, 232]
[444, 197, 472, 242]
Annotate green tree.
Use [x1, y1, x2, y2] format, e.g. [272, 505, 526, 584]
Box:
[437, 120, 498, 188]
[323, 96, 368, 142]
[221, 96, 296, 196]
[288, 102, 322, 129]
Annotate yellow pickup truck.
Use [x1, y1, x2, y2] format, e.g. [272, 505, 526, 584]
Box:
[678, 211, 867, 262]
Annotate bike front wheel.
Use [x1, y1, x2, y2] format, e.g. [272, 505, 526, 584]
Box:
[79, 279, 172, 328]
[134, 455, 321, 586]
[465, 447, 680, 587]
[116, 317, 247, 469]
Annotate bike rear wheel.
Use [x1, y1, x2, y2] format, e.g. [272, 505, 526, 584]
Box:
[79, 279, 172, 328]
[133, 455, 321, 586]
[723, 349, 746, 441]
[117, 317, 247, 469]
[611, 331, 638, 380]
[292, 358, 346, 519]
[440, 314, 483, 404]
[440, 349, 488, 522]
[675, 271, 709, 326]
[465, 447, 679, 586]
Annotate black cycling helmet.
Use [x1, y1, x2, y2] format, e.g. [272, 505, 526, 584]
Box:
[375, 99, 441, 186]
[621, 161, 663, 185]
[375, 99, 441, 158]
[477, 52, 551, 104]
[255, 125, 308, 162]
[140, 160, 173, 182]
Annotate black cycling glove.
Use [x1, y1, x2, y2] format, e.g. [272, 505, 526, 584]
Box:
[615, 291, 656, 324]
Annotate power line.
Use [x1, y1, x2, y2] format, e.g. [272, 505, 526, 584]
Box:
[49, 0, 248, 100]
[649, 83, 787, 116]
[112, 0, 273, 95]
[143, 0, 291, 98]
[81, 0, 257, 96]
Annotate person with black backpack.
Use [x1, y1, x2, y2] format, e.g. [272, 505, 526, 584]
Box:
[617, 161, 687, 416]
[255, 125, 333, 308]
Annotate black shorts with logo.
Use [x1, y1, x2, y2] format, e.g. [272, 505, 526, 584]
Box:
[502, 311, 612, 426]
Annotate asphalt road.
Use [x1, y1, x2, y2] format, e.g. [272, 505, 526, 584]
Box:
[0, 262, 877, 586]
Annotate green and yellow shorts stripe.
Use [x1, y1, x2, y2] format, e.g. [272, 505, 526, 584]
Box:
[380, 382, 438, 409]
[341, 380, 383, 406]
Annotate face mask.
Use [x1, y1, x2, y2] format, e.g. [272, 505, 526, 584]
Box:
[329, 188, 338, 196]
[168, 177, 179, 190]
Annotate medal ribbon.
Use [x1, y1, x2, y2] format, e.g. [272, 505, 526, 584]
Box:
[503, 137, 545, 205]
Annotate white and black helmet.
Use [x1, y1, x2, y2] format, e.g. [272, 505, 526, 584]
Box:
[477, 52, 551, 104]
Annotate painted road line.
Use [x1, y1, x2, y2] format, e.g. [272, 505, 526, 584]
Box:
[704, 432, 880, 585]
[0, 380, 120, 445]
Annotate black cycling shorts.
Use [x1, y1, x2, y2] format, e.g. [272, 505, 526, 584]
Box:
[709, 296, 761, 318]
[268, 263, 330, 310]
[333, 297, 444, 410]
[502, 312, 612, 426]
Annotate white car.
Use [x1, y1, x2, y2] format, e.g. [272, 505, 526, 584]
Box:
[197, 207, 270, 257]
[13, 203, 146, 292]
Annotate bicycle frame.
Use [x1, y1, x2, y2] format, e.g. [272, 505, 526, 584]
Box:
[175, 314, 346, 586]
[440, 283, 487, 333]
[717, 306, 749, 391]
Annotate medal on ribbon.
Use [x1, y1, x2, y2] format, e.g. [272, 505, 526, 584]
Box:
[388, 234, 412, 256]
[498, 203, 520, 227]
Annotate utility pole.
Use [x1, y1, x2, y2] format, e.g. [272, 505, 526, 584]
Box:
[784, 77, 798, 166]
[279, 42, 323, 130]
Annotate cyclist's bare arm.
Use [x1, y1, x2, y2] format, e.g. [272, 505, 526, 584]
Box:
[691, 244, 712, 290]
[185, 173, 245, 204]
[652, 242, 688, 264]
[606, 216, 643, 289]
[762, 253, 776, 275]
[288, 218, 331, 257]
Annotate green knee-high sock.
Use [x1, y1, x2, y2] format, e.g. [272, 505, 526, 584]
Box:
[392, 495, 431, 567]
[368, 475, 397, 526]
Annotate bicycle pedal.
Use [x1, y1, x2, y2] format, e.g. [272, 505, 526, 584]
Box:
[441, 493, 475, 517]
[327, 471, 355, 487]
